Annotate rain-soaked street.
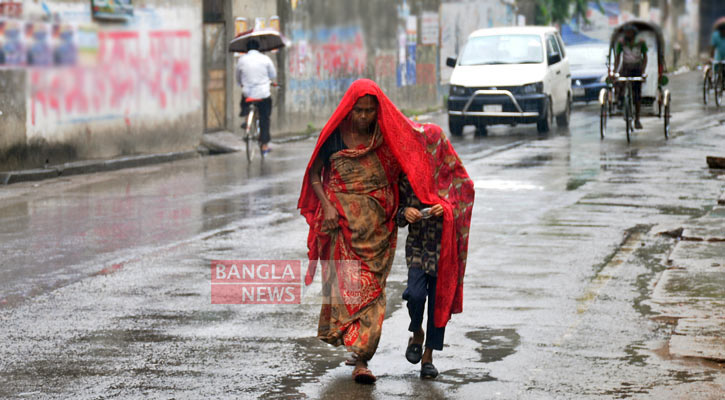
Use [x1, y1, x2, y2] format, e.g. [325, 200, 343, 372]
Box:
[1, 71, 724, 399]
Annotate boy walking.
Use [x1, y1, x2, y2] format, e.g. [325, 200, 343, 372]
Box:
[397, 174, 445, 379]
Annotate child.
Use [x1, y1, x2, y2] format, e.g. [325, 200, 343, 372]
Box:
[397, 174, 445, 379]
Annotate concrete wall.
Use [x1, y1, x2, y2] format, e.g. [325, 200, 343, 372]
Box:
[0, 0, 203, 171]
[0, 70, 27, 154]
[440, 0, 518, 83]
[275, 0, 442, 133]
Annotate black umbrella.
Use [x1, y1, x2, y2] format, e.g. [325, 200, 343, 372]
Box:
[229, 28, 289, 53]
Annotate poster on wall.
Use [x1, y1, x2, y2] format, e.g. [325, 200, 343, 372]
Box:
[421, 12, 438, 45]
[0, 1, 23, 19]
[91, 0, 133, 21]
[76, 24, 97, 67]
[398, 15, 417, 87]
[26, 22, 52, 66]
[235, 18, 248, 37]
[52, 23, 78, 66]
[0, 18, 26, 66]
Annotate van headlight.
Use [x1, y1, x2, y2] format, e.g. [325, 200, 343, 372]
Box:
[599, 75, 608, 82]
[522, 82, 543, 94]
[450, 85, 468, 96]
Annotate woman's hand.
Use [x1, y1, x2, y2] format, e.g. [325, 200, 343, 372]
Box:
[322, 203, 340, 231]
[404, 207, 422, 224]
[430, 204, 444, 217]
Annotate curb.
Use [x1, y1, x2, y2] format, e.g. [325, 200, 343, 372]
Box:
[648, 188, 725, 363]
[1, 150, 199, 185]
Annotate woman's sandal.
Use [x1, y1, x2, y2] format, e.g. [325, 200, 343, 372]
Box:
[344, 354, 358, 366]
[352, 365, 377, 384]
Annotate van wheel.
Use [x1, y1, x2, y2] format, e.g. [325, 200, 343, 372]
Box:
[537, 98, 552, 133]
[449, 116, 464, 136]
[556, 95, 571, 127]
[474, 122, 488, 137]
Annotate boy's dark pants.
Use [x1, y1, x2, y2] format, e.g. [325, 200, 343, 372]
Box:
[402, 267, 445, 351]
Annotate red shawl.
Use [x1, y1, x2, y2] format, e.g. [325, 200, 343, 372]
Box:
[298, 79, 475, 328]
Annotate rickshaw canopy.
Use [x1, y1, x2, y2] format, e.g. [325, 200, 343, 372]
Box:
[608, 20, 666, 74]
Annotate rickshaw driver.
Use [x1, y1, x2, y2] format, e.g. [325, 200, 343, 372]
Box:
[710, 23, 725, 87]
[614, 25, 648, 130]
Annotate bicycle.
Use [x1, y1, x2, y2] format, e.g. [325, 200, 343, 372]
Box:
[703, 60, 725, 107]
[243, 97, 263, 162]
[615, 74, 646, 143]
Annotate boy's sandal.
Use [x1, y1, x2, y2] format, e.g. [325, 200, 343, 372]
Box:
[420, 362, 439, 380]
[352, 366, 377, 384]
[405, 337, 423, 364]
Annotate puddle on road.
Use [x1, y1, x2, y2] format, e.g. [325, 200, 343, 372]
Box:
[119, 310, 235, 324]
[74, 328, 179, 344]
[474, 179, 542, 191]
[465, 328, 521, 364]
[501, 154, 554, 169]
[259, 336, 348, 400]
[438, 368, 497, 385]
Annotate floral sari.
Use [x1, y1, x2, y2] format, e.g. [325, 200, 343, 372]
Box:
[314, 124, 400, 360]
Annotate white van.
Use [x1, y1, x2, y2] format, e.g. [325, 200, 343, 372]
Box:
[446, 26, 572, 135]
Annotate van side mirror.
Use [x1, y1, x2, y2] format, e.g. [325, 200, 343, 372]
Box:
[446, 57, 457, 68]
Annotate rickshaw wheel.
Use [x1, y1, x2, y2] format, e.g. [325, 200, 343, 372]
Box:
[703, 73, 711, 105]
[663, 90, 671, 140]
[624, 89, 633, 143]
[715, 73, 723, 107]
[600, 103, 607, 139]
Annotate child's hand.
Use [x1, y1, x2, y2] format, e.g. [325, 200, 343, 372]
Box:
[430, 204, 444, 217]
[404, 207, 422, 223]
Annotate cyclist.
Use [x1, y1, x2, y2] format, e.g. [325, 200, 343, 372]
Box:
[710, 22, 725, 90]
[236, 39, 277, 155]
[614, 25, 648, 130]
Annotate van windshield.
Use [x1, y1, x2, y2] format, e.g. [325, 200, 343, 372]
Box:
[459, 34, 544, 65]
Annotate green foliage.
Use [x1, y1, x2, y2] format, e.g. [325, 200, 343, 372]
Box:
[535, 0, 602, 25]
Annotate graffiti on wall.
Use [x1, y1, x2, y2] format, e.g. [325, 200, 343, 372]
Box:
[29, 28, 198, 133]
[288, 25, 366, 79]
[287, 25, 366, 111]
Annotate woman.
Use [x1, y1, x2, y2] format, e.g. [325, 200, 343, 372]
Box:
[298, 79, 474, 384]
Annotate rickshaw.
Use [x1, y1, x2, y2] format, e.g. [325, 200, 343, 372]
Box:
[703, 17, 725, 107]
[599, 20, 671, 142]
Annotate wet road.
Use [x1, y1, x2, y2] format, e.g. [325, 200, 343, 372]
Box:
[1, 71, 724, 399]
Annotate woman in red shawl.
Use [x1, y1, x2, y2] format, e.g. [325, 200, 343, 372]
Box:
[299, 79, 474, 384]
